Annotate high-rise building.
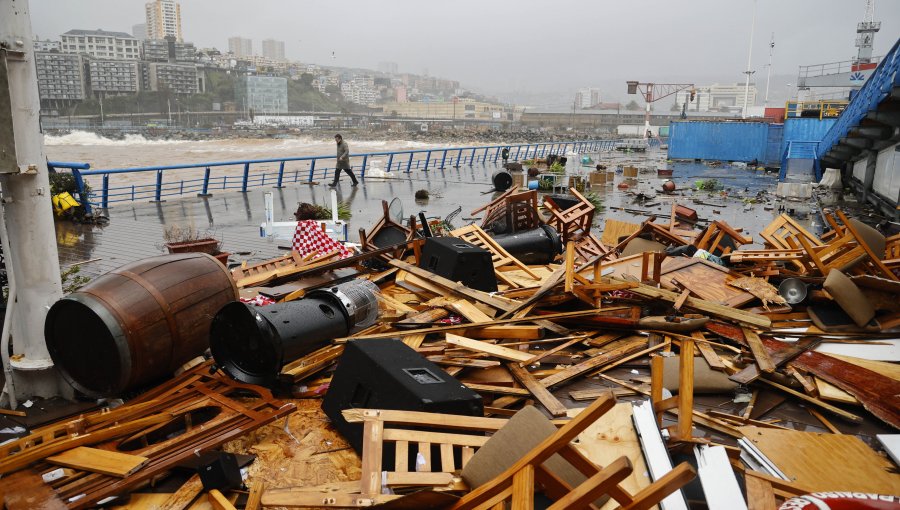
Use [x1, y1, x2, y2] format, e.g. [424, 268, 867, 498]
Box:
[61, 29, 140, 60]
[228, 36, 253, 58]
[575, 87, 602, 109]
[145, 0, 182, 42]
[261, 39, 285, 61]
[132, 23, 147, 40]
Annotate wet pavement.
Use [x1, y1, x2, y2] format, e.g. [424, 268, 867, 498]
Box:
[57, 147, 800, 279]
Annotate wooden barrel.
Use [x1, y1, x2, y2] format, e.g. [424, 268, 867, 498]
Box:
[45, 253, 238, 397]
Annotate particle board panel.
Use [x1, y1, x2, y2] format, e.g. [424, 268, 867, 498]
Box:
[661, 258, 755, 307]
[739, 426, 900, 494]
[568, 403, 657, 510]
[46, 447, 149, 478]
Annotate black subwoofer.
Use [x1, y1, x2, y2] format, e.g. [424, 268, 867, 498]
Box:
[322, 339, 483, 455]
[419, 236, 497, 292]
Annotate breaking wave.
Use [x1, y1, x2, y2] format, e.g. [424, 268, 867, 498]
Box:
[44, 130, 193, 146]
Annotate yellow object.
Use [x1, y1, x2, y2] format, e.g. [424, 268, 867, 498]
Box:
[52, 192, 79, 215]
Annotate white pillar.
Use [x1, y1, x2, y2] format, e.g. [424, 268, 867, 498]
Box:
[0, 0, 67, 401]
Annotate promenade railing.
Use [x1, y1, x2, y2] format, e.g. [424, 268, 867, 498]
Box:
[49, 139, 617, 214]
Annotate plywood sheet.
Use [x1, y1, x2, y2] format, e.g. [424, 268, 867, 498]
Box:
[661, 258, 754, 307]
[739, 426, 900, 494]
[568, 403, 657, 510]
[600, 219, 641, 246]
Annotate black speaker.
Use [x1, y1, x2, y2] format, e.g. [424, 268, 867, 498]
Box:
[197, 451, 243, 491]
[419, 236, 497, 292]
[322, 339, 484, 455]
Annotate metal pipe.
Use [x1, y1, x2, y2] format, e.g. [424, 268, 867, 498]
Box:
[0, 199, 18, 409]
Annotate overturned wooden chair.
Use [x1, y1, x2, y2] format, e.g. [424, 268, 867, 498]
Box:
[693, 220, 752, 256]
[543, 189, 595, 243]
[478, 189, 541, 234]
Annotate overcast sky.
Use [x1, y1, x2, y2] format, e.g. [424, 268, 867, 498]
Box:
[29, 0, 900, 105]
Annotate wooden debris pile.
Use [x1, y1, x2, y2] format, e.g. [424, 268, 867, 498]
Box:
[2, 189, 898, 509]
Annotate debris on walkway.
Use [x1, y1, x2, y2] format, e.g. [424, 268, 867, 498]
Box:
[2, 186, 899, 509]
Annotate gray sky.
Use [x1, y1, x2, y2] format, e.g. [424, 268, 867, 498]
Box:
[29, 0, 900, 105]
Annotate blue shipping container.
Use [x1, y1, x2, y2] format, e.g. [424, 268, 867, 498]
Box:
[780, 118, 838, 158]
[668, 121, 773, 163]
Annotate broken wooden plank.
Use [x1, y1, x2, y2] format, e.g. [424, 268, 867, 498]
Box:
[539, 336, 648, 389]
[790, 350, 900, 429]
[46, 446, 148, 478]
[158, 474, 204, 510]
[506, 363, 568, 417]
[624, 280, 771, 328]
[729, 337, 819, 385]
[756, 378, 862, 423]
[336, 309, 601, 342]
[207, 489, 238, 510]
[742, 328, 774, 373]
[445, 334, 533, 363]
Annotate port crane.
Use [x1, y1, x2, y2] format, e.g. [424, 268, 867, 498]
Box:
[626, 81, 695, 138]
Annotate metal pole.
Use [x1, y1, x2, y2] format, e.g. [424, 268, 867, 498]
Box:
[742, 0, 758, 119]
[0, 0, 67, 401]
[764, 32, 775, 107]
[275, 161, 285, 188]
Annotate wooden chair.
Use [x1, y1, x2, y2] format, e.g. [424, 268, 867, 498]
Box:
[359, 200, 419, 260]
[261, 409, 510, 508]
[693, 220, 752, 256]
[448, 394, 696, 510]
[479, 189, 541, 234]
[573, 233, 612, 264]
[543, 189, 595, 243]
[835, 210, 899, 281]
[759, 213, 824, 251]
[612, 221, 687, 257]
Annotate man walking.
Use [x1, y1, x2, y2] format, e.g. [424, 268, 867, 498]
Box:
[330, 134, 358, 187]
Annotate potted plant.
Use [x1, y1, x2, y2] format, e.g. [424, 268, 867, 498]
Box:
[163, 225, 230, 266]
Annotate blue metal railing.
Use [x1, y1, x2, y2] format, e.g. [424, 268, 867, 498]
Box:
[816, 37, 900, 167]
[779, 140, 820, 181]
[49, 139, 617, 213]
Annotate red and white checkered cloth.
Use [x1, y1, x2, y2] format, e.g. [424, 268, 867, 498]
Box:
[292, 220, 353, 259]
[240, 295, 276, 307]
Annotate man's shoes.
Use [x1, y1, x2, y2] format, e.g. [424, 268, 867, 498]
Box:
[351, 181, 359, 187]
[328, 183, 337, 187]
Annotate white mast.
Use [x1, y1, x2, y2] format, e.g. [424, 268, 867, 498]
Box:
[0, 0, 68, 404]
[764, 33, 775, 107]
[742, 0, 757, 119]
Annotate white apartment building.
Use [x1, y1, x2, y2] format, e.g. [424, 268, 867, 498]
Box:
[340, 76, 378, 106]
[575, 87, 602, 109]
[61, 29, 140, 60]
[675, 83, 758, 112]
[145, 0, 183, 41]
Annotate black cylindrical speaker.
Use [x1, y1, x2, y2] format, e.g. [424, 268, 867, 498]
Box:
[491, 169, 513, 192]
[210, 280, 380, 386]
[493, 224, 563, 264]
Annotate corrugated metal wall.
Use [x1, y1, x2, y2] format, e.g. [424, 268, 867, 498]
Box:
[668, 121, 773, 163]
[780, 118, 838, 157]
